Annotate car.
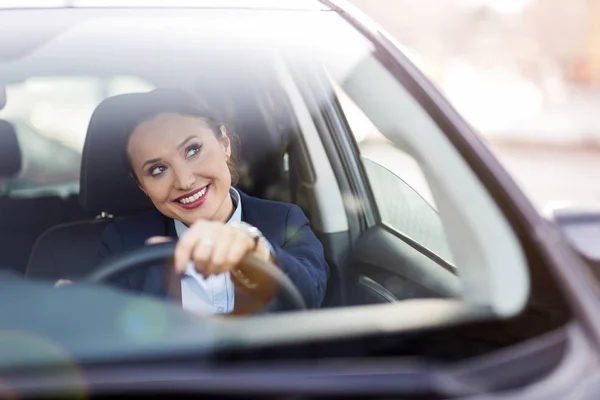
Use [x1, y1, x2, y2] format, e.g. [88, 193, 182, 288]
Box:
[0, 1, 599, 399]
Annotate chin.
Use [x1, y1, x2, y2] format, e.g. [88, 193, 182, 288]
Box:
[177, 208, 212, 225]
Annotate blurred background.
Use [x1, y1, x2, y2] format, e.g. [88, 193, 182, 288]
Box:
[349, 0, 600, 210]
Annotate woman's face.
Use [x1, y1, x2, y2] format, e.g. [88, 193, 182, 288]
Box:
[127, 113, 233, 226]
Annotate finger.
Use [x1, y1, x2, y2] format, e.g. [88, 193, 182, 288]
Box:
[206, 227, 240, 276]
[253, 239, 272, 262]
[174, 231, 201, 274]
[55, 279, 72, 288]
[146, 236, 173, 245]
[191, 236, 216, 275]
[224, 232, 253, 272]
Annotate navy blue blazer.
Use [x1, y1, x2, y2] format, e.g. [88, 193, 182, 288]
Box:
[97, 190, 329, 308]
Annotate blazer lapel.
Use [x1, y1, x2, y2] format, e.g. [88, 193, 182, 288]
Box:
[165, 218, 177, 239]
[238, 190, 284, 248]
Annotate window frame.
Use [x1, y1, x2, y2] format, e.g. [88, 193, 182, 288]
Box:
[311, 73, 457, 273]
[295, 17, 530, 316]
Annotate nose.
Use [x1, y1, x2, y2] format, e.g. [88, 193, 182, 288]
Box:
[173, 164, 196, 191]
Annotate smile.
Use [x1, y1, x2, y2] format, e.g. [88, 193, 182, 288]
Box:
[173, 185, 209, 209]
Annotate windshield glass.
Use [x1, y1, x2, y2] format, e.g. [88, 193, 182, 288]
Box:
[0, 7, 466, 368]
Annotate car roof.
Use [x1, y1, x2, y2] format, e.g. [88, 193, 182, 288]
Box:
[0, 0, 330, 11]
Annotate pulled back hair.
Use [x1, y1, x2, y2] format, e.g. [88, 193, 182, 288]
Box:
[122, 88, 239, 185]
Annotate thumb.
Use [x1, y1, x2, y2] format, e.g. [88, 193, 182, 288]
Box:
[55, 279, 72, 288]
[146, 236, 174, 245]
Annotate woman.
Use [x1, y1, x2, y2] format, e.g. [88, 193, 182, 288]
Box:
[96, 88, 329, 314]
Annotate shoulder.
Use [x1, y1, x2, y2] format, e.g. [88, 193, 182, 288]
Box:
[238, 190, 309, 243]
[238, 190, 296, 217]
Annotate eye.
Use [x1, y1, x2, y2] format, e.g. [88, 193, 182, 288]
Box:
[185, 144, 202, 159]
[149, 165, 166, 177]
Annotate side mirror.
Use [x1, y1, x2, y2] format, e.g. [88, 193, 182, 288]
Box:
[546, 204, 600, 268]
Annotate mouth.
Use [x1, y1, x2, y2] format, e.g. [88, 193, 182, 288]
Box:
[173, 184, 210, 210]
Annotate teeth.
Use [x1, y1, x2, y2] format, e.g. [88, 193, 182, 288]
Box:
[178, 187, 207, 204]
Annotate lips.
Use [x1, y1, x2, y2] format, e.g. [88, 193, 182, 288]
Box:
[173, 184, 210, 210]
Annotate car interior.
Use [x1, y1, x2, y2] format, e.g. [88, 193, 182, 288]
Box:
[0, 8, 567, 330]
[0, 39, 466, 312]
[0, 7, 491, 323]
[0, 49, 353, 307]
[0, 117, 89, 273]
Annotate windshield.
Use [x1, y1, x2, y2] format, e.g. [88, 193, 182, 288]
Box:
[0, 6, 474, 370]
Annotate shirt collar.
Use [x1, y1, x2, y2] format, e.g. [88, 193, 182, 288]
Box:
[174, 187, 242, 237]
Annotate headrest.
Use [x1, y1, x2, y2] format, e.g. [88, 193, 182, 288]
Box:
[0, 120, 22, 179]
[79, 93, 154, 216]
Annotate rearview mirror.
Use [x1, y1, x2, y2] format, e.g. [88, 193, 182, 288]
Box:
[546, 204, 600, 267]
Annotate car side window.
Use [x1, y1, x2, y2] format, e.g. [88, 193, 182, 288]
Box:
[0, 76, 154, 197]
[335, 87, 454, 265]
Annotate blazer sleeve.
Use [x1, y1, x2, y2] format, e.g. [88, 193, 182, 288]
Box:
[270, 205, 329, 308]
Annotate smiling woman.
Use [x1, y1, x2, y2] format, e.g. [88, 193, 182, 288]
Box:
[93, 89, 329, 314]
[123, 89, 237, 225]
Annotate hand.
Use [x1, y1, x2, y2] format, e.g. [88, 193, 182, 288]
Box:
[157, 221, 270, 278]
[54, 279, 72, 287]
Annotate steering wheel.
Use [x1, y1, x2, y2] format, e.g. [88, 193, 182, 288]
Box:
[86, 242, 307, 314]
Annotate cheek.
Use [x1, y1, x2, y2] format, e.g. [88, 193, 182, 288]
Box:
[140, 177, 172, 202]
[192, 154, 231, 181]
[212, 159, 232, 185]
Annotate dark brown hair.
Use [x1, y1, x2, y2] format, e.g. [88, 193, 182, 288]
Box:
[122, 88, 239, 184]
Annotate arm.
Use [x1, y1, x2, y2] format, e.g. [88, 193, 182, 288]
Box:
[270, 205, 329, 309]
[53, 222, 129, 288]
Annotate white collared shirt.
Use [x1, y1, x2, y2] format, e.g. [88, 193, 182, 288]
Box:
[174, 187, 242, 315]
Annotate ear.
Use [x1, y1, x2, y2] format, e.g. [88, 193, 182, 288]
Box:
[219, 125, 232, 158]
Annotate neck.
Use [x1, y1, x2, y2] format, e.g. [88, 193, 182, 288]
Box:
[214, 190, 235, 223]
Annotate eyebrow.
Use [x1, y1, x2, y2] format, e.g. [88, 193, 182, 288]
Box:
[142, 158, 162, 169]
[177, 135, 198, 150]
[141, 136, 199, 169]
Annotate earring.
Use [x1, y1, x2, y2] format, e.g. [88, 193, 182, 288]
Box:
[226, 154, 230, 163]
